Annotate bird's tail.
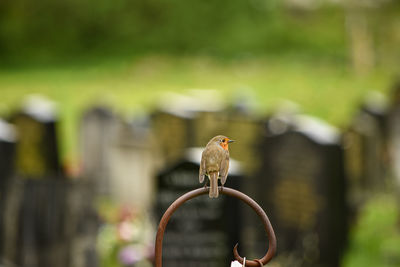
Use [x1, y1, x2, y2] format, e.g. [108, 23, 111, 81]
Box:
[209, 172, 219, 198]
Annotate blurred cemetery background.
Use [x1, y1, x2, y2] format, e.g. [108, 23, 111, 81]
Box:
[1, 0, 400, 267]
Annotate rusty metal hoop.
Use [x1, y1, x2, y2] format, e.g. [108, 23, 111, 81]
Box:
[154, 186, 277, 267]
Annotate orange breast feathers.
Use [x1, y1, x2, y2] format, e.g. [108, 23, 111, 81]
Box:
[220, 139, 229, 150]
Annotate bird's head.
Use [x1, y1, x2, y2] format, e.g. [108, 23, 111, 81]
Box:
[210, 135, 234, 150]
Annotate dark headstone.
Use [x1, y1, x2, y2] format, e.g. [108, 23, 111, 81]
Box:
[10, 96, 62, 178]
[0, 119, 16, 257]
[66, 180, 99, 267]
[2, 179, 99, 267]
[2, 99, 99, 267]
[3, 179, 69, 267]
[253, 115, 347, 267]
[0, 119, 16, 187]
[155, 148, 242, 267]
[344, 92, 389, 210]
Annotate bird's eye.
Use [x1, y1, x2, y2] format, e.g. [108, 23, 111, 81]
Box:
[220, 139, 224, 143]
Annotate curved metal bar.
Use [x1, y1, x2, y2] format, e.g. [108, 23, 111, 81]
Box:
[224, 187, 276, 266]
[154, 186, 276, 267]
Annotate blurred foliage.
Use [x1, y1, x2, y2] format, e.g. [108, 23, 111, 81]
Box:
[342, 193, 400, 267]
[0, 0, 398, 69]
[0, 0, 352, 64]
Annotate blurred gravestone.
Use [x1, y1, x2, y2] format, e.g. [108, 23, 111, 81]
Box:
[80, 106, 117, 195]
[387, 81, 400, 192]
[152, 90, 263, 174]
[152, 90, 233, 169]
[3, 179, 98, 267]
[344, 92, 389, 211]
[67, 180, 99, 267]
[3, 179, 66, 267]
[151, 108, 194, 168]
[2, 98, 99, 267]
[4, 95, 67, 264]
[252, 114, 347, 267]
[193, 109, 262, 174]
[156, 148, 242, 267]
[10, 96, 61, 178]
[108, 115, 159, 209]
[0, 119, 16, 257]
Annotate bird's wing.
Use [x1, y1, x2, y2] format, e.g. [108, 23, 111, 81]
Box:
[199, 151, 206, 183]
[220, 150, 229, 185]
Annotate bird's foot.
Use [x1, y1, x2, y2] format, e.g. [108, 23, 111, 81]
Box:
[203, 181, 209, 189]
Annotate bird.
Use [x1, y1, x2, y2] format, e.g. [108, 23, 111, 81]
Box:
[199, 135, 234, 198]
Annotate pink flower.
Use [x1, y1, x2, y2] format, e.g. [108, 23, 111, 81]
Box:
[118, 245, 141, 266]
[118, 221, 134, 242]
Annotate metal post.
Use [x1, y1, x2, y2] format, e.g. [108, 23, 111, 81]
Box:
[155, 186, 277, 267]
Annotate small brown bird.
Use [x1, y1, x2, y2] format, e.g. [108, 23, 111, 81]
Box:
[199, 135, 234, 198]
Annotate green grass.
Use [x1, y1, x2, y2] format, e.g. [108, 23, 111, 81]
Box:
[0, 55, 393, 165]
[342, 194, 400, 267]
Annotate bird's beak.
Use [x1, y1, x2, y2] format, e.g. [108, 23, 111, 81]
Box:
[228, 139, 235, 143]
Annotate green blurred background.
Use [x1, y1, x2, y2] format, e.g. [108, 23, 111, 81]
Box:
[1, 0, 400, 266]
